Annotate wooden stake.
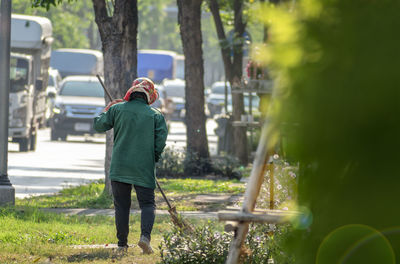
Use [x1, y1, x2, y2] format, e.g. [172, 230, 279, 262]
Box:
[269, 163, 274, 210]
[225, 120, 272, 264]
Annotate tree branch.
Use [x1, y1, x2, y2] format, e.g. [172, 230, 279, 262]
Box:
[233, 0, 246, 39]
[209, 0, 233, 79]
[92, 0, 112, 43]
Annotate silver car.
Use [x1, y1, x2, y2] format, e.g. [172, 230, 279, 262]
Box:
[50, 75, 105, 141]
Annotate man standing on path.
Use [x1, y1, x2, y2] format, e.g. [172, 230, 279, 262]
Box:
[94, 78, 168, 254]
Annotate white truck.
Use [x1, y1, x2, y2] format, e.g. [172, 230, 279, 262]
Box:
[8, 14, 53, 151]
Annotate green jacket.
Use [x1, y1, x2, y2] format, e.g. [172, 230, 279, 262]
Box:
[93, 98, 168, 189]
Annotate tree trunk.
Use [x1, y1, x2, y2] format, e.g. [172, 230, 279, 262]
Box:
[92, 0, 138, 195]
[177, 0, 210, 174]
[231, 0, 248, 164]
[209, 0, 248, 164]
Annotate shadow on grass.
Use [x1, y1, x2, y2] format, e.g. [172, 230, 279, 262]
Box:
[66, 249, 123, 262]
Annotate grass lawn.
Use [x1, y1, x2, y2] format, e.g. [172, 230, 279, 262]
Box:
[3, 178, 244, 263]
[0, 206, 213, 264]
[16, 178, 245, 211]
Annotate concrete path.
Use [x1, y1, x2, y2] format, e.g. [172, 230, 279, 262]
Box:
[41, 192, 243, 220]
[42, 208, 220, 219]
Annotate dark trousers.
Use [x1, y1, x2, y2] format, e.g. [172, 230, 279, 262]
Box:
[111, 181, 156, 247]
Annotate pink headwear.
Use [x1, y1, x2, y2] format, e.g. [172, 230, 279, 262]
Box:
[123, 77, 158, 105]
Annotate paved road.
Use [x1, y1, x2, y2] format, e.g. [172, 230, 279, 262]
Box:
[8, 120, 218, 198]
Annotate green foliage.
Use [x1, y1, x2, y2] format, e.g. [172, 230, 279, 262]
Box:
[26, 0, 266, 87]
[156, 147, 243, 179]
[158, 159, 297, 263]
[257, 157, 298, 210]
[212, 153, 242, 179]
[183, 150, 213, 176]
[16, 0, 96, 49]
[156, 147, 185, 177]
[160, 222, 293, 264]
[31, 0, 75, 11]
[253, 0, 400, 262]
[138, 0, 181, 52]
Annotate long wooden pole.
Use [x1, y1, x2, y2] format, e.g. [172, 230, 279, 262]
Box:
[226, 120, 272, 264]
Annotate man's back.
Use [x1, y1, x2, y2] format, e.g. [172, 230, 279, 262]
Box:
[94, 97, 168, 188]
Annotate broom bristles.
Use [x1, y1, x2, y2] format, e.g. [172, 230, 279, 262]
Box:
[168, 206, 194, 233]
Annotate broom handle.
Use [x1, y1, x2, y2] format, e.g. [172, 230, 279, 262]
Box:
[96, 74, 113, 101]
[96, 74, 173, 210]
[156, 179, 173, 210]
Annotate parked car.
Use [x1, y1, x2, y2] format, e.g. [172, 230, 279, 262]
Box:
[206, 81, 231, 117]
[159, 79, 185, 119]
[50, 75, 105, 141]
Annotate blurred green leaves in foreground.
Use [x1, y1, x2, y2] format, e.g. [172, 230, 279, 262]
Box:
[252, 0, 400, 263]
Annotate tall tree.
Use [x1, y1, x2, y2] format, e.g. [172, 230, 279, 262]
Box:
[177, 0, 210, 174]
[92, 0, 138, 194]
[209, 0, 248, 164]
[34, 0, 138, 194]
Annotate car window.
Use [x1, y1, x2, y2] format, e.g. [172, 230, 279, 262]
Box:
[163, 84, 185, 98]
[60, 81, 104, 97]
[10, 57, 29, 93]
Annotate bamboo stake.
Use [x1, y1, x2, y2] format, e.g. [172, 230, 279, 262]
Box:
[269, 163, 274, 210]
[225, 120, 272, 264]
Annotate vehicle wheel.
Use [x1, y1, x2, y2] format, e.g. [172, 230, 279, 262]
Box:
[19, 137, 30, 152]
[30, 131, 37, 151]
[50, 129, 59, 141]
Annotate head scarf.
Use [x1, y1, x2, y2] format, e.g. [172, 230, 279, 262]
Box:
[123, 77, 158, 105]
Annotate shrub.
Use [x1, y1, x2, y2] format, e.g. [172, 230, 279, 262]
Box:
[211, 154, 242, 180]
[159, 222, 293, 264]
[183, 150, 212, 176]
[156, 147, 242, 179]
[158, 155, 297, 263]
[257, 156, 298, 210]
[156, 147, 185, 178]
